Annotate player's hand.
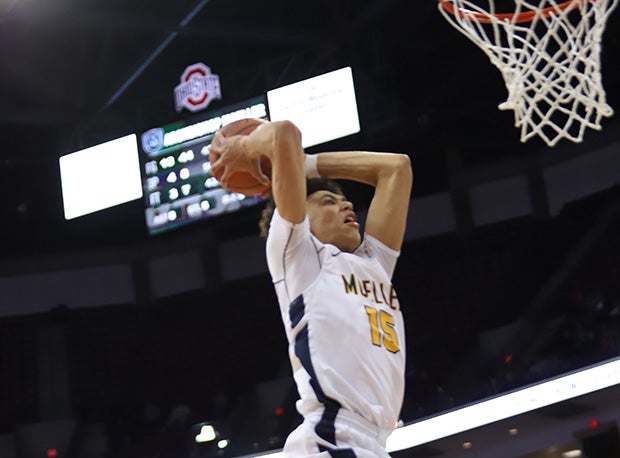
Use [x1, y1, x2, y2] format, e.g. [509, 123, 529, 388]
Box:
[209, 133, 271, 189]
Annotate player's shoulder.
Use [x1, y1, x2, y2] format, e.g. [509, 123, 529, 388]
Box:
[350, 233, 400, 278]
[268, 207, 309, 235]
[266, 207, 317, 254]
[357, 233, 400, 258]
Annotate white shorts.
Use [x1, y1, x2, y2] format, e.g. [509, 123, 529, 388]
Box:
[283, 408, 392, 458]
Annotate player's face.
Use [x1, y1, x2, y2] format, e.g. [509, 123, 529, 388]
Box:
[307, 190, 361, 252]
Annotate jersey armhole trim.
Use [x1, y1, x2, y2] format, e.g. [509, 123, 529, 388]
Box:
[281, 224, 296, 303]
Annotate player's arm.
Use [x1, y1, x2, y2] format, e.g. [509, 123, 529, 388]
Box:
[210, 120, 307, 224]
[315, 151, 412, 251]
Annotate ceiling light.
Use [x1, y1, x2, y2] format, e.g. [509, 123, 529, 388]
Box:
[217, 439, 229, 449]
[195, 424, 216, 443]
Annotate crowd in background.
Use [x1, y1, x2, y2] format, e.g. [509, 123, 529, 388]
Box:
[1, 186, 618, 457]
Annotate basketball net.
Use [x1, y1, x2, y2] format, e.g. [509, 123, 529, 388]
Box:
[438, 0, 618, 146]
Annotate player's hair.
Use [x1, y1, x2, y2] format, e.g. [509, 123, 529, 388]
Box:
[259, 178, 345, 238]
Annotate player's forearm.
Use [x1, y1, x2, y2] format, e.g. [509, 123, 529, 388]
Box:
[244, 120, 306, 223]
[315, 151, 412, 188]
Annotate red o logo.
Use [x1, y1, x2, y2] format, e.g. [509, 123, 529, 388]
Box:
[174, 63, 221, 113]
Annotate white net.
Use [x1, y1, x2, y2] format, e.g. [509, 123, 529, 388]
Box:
[438, 0, 618, 146]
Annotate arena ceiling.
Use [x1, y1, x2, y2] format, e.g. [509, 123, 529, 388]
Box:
[1, 0, 619, 254]
[1, 3, 619, 455]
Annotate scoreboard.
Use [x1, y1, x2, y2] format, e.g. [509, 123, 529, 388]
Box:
[140, 97, 268, 235]
[137, 67, 359, 235]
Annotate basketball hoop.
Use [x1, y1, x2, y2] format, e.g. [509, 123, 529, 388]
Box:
[438, 0, 618, 146]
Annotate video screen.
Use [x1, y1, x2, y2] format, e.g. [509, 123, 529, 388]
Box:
[59, 134, 143, 220]
[267, 66, 360, 148]
[140, 97, 268, 235]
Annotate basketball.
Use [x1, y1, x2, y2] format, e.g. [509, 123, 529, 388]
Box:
[209, 118, 272, 196]
[219, 117, 265, 137]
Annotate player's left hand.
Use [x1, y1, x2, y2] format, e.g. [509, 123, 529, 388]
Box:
[209, 133, 270, 189]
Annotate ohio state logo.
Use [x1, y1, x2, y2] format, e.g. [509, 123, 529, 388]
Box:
[174, 63, 222, 113]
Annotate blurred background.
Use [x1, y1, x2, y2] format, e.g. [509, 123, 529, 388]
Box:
[1, 0, 619, 457]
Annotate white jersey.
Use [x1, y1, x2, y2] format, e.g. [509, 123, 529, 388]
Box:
[266, 209, 406, 437]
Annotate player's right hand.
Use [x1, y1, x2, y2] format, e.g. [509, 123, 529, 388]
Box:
[209, 134, 270, 189]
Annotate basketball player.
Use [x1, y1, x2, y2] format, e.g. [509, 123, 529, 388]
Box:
[210, 120, 412, 457]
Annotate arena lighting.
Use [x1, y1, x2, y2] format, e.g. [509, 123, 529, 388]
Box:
[590, 418, 600, 429]
[195, 424, 217, 443]
[385, 357, 620, 452]
[249, 357, 620, 457]
[218, 439, 229, 449]
[562, 450, 583, 457]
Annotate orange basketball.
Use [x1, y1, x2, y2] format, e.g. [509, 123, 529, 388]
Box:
[209, 118, 272, 196]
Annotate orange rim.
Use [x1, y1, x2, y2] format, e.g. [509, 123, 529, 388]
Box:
[438, 0, 587, 23]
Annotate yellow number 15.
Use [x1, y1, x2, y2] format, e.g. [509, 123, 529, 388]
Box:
[364, 306, 400, 353]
